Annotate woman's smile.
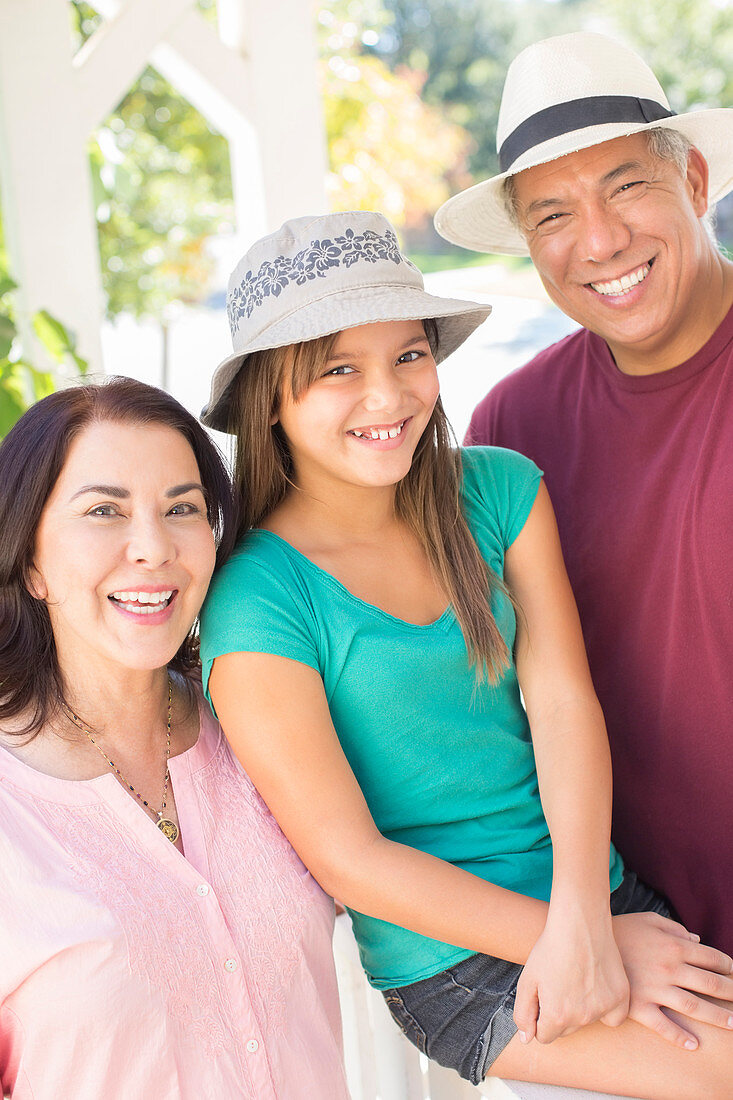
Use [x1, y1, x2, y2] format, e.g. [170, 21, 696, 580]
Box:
[107, 587, 177, 619]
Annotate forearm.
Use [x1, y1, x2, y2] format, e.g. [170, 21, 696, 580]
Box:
[315, 832, 548, 965]
[530, 693, 615, 902]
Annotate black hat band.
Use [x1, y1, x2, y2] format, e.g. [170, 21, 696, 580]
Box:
[498, 95, 676, 173]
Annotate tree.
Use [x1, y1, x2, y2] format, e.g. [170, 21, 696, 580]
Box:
[318, 0, 473, 244]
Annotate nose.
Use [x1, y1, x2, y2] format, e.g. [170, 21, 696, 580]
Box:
[361, 365, 405, 413]
[576, 200, 631, 263]
[126, 515, 175, 568]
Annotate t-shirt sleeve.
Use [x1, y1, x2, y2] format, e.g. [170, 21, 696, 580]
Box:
[461, 445, 543, 551]
[199, 546, 321, 713]
[463, 389, 497, 446]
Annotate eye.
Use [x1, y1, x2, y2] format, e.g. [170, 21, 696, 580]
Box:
[167, 501, 201, 516]
[86, 503, 120, 518]
[397, 350, 424, 364]
[615, 180, 644, 196]
[536, 211, 567, 229]
[322, 364, 356, 377]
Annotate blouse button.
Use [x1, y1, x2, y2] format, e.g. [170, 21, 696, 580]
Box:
[246, 1039, 259, 1054]
[196, 884, 210, 897]
[224, 958, 238, 973]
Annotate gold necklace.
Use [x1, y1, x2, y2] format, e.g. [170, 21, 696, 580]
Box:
[62, 678, 179, 844]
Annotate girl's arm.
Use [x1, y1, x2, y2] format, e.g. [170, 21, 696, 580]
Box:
[504, 481, 630, 1042]
[210, 649, 548, 962]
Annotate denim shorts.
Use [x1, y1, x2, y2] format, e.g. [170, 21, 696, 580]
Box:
[382, 870, 671, 1085]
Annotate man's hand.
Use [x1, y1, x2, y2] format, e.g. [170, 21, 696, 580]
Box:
[613, 911, 733, 1049]
[514, 903, 629, 1044]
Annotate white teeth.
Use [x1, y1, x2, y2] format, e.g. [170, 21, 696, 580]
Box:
[110, 590, 173, 608]
[351, 420, 405, 440]
[591, 263, 650, 297]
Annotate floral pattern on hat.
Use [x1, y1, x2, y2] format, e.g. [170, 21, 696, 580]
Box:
[227, 227, 403, 332]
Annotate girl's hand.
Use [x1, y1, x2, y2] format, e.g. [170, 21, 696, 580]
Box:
[514, 902, 630, 1044]
[612, 911, 733, 1049]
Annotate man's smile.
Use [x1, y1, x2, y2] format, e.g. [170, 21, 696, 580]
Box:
[588, 260, 654, 298]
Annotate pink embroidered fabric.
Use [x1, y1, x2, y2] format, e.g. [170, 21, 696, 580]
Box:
[0, 698, 348, 1099]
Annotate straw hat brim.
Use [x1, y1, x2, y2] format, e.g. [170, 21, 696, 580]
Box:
[435, 109, 733, 256]
[201, 283, 491, 431]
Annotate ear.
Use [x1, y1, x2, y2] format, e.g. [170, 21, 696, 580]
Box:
[25, 563, 48, 601]
[686, 147, 709, 218]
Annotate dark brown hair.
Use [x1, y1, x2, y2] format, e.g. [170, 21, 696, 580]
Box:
[0, 377, 238, 738]
[228, 323, 511, 683]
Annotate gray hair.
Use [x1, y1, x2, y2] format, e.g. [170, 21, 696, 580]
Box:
[503, 127, 715, 237]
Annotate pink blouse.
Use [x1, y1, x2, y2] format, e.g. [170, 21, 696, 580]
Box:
[0, 697, 348, 1099]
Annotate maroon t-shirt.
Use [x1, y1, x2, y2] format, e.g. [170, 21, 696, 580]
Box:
[466, 305, 733, 951]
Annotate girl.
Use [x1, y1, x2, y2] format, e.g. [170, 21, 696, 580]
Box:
[200, 212, 733, 1098]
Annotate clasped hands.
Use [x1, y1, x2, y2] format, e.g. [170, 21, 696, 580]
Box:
[514, 903, 733, 1049]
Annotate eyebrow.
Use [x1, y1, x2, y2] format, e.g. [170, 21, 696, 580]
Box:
[600, 160, 646, 186]
[326, 334, 430, 362]
[166, 482, 206, 497]
[70, 482, 206, 501]
[71, 484, 129, 501]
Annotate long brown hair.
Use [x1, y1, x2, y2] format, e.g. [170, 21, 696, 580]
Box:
[0, 377, 238, 739]
[228, 325, 511, 683]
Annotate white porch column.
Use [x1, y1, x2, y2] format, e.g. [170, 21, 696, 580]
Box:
[0, 0, 105, 372]
[218, 0, 328, 249]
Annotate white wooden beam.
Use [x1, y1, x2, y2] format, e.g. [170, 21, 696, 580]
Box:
[217, 0, 328, 246]
[152, 14, 255, 137]
[74, 0, 193, 135]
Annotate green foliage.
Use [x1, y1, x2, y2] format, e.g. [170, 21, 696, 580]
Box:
[91, 65, 234, 321]
[0, 192, 88, 437]
[318, 0, 472, 233]
[0, 279, 88, 439]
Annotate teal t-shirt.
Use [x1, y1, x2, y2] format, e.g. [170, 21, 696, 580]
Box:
[200, 447, 624, 988]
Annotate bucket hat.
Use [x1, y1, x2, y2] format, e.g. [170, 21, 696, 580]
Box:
[202, 211, 491, 431]
[435, 31, 733, 256]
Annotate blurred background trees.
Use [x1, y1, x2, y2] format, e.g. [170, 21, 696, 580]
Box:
[64, 0, 733, 298]
[1, 0, 730, 431]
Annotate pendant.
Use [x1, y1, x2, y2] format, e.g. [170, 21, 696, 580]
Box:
[157, 817, 179, 843]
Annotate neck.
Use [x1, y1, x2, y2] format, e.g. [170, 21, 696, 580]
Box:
[272, 480, 401, 547]
[59, 660, 171, 752]
[609, 251, 733, 376]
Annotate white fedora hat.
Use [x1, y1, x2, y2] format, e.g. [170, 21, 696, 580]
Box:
[202, 211, 491, 431]
[435, 31, 733, 256]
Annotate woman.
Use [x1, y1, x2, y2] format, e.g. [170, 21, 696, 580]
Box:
[0, 378, 348, 1100]
[199, 212, 733, 1099]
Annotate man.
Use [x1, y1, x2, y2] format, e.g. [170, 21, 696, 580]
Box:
[435, 32, 733, 951]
